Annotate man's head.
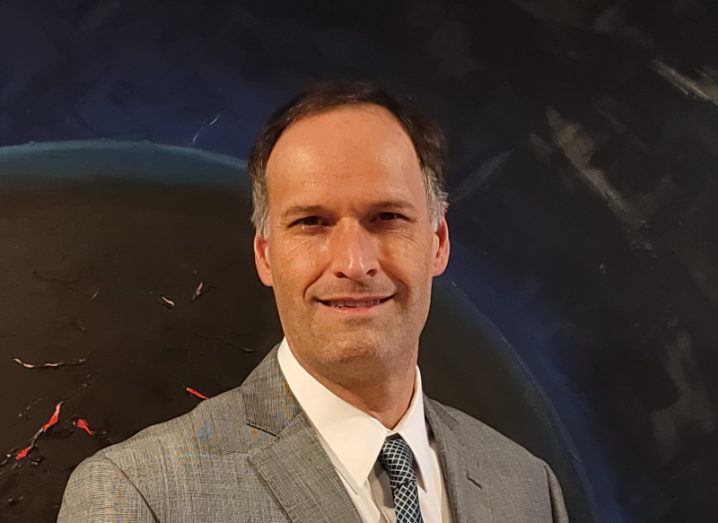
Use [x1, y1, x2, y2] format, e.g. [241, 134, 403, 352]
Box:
[248, 82, 449, 237]
[249, 81, 450, 387]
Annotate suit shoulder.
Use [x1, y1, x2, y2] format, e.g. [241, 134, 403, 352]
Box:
[90, 385, 268, 471]
[60, 387, 277, 521]
[59, 451, 157, 521]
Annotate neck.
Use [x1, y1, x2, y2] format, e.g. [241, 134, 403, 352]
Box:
[293, 349, 418, 429]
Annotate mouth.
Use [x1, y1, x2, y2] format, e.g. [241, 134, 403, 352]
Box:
[317, 295, 394, 312]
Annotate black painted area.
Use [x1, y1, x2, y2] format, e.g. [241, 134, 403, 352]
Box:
[0, 145, 276, 520]
[0, 1, 717, 521]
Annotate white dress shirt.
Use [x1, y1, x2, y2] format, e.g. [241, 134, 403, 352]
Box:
[277, 337, 453, 523]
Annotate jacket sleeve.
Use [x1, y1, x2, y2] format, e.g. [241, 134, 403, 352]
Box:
[545, 462, 570, 522]
[58, 455, 157, 522]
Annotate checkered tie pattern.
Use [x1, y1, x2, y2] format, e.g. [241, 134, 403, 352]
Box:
[378, 436, 424, 523]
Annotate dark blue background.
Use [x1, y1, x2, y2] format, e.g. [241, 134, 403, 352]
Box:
[1, 1, 717, 521]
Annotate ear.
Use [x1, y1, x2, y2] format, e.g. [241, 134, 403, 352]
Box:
[253, 230, 274, 287]
[432, 214, 450, 277]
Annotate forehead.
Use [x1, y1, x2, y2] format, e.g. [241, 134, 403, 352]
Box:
[264, 104, 425, 206]
[276, 102, 414, 148]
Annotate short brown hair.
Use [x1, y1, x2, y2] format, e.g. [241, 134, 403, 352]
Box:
[247, 81, 449, 236]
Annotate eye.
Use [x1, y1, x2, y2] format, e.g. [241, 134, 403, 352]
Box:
[294, 216, 325, 228]
[376, 212, 404, 221]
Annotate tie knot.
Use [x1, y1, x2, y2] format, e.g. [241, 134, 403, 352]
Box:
[378, 436, 417, 490]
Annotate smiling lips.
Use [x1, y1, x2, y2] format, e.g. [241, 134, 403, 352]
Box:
[318, 295, 393, 309]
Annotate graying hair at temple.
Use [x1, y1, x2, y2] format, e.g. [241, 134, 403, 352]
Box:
[247, 81, 450, 237]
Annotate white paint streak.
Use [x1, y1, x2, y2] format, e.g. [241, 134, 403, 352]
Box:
[191, 111, 224, 145]
[547, 107, 643, 230]
[652, 60, 718, 106]
[207, 112, 223, 126]
[452, 149, 513, 204]
[650, 330, 715, 464]
[593, 3, 653, 47]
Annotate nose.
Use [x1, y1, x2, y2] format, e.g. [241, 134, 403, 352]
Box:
[327, 220, 379, 281]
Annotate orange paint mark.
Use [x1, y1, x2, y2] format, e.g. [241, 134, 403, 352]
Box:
[185, 386, 209, 400]
[42, 402, 63, 433]
[74, 418, 95, 436]
[15, 445, 32, 460]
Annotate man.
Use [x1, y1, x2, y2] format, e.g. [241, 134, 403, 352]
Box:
[59, 82, 568, 522]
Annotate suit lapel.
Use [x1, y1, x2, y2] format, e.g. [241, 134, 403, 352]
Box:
[240, 347, 494, 522]
[425, 398, 493, 523]
[243, 347, 362, 523]
[249, 412, 361, 522]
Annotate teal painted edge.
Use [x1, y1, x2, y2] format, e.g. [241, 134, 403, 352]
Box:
[0, 140, 247, 169]
[0, 140, 249, 187]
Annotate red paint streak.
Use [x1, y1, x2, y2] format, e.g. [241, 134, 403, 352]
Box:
[42, 402, 63, 433]
[74, 418, 95, 436]
[185, 386, 209, 400]
[15, 445, 32, 460]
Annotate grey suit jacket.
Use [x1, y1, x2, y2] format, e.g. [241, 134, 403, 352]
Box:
[58, 346, 569, 522]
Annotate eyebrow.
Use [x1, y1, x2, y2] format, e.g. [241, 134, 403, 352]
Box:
[280, 199, 418, 220]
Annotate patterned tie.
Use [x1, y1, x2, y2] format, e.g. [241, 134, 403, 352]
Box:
[378, 436, 424, 523]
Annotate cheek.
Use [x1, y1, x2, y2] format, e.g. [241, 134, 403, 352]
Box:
[384, 233, 434, 271]
[271, 238, 325, 295]
[382, 248, 434, 298]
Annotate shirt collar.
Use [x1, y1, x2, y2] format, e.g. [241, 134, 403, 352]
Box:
[276, 337, 433, 494]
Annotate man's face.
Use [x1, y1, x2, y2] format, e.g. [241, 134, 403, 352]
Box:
[253, 104, 450, 383]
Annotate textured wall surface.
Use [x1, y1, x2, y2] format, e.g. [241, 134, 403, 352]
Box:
[0, 1, 716, 521]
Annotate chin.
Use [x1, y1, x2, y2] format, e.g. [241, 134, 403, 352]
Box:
[325, 333, 394, 366]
